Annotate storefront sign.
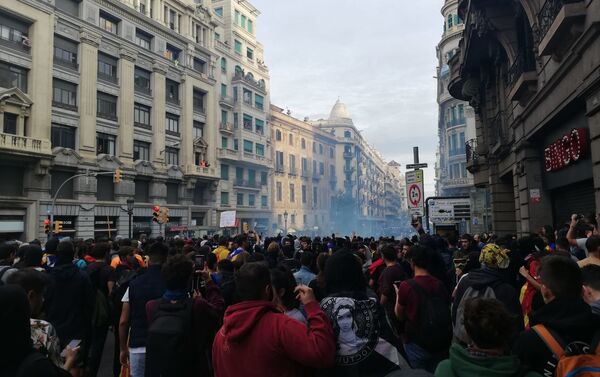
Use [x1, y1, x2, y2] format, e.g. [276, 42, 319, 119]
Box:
[544, 128, 589, 172]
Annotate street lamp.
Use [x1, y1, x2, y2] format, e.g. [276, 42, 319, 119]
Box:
[283, 210, 288, 235]
[126, 198, 134, 239]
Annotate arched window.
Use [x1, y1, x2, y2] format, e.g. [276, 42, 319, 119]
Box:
[246, 72, 254, 80]
[221, 58, 227, 72]
[258, 79, 265, 88]
[235, 65, 243, 76]
[301, 138, 306, 149]
[344, 130, 351, 138]
[275, 129, 282, 141]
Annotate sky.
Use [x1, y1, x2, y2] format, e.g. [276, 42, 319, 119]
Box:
[251, 0, 443, 195]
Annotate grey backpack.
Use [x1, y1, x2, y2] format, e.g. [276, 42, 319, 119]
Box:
[453, 284, 497, 343]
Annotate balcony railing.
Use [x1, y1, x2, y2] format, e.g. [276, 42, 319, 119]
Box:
[537, 0, 586, 56]
[219, 95, 233, 107]
[193, 105, 206, 115]
[507, 51, 536, 89]
[134, 85, 152, 96]
[288, 167, 297, 176]
[185, 164, 211, 175]
[217, 148, 239, 160]
[53, 58, 78, 71]
[442, 177, 474, 188]
[234, 179, 260, 189]
[219, 122, 233, 133]
[0, 38, 31, 54]
[215, 39, 230, 51]
[465, 138, 479, 173]
[243, 151, 271, 165]
[166, 96, 180, 106]
[538, 0, 567, 41]
[301, 170, 309, 178]
[97, 72, 118, 84]
[233, 72, 266, 93]
[446, 117, 467, 128]
[0, 133, 51, 154]
[343, 151, 353, 159]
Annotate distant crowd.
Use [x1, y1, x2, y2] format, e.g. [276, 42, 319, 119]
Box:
[1, 212, 600, 377]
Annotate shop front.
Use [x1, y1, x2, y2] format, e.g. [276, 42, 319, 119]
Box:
[94, 217, 119, 240]
[133, 217, 153, 239]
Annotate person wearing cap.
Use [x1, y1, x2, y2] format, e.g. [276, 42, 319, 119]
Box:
[451, 243, 522, 345]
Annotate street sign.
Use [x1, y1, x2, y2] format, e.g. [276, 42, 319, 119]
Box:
[428, 198, 471, 224]
[406, 170, 424, 216]
[406, 163, 429, 170]
[219, 210, 236, 228]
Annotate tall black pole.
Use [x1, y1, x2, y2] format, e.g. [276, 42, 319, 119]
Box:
[128, 211, 132, 239]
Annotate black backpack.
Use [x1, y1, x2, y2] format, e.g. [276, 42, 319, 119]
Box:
[406, 279, 452, 352]
[86, 263, 111, 327]
[146, 298, 195, 377]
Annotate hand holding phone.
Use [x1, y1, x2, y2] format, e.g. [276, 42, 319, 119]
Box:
[61, 339, 81, 358]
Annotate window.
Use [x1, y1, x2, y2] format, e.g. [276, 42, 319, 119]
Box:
[458, 104, 465, 122]
[134, 103, 151, 129]
[275, 151, 284, 171]
[97, 92, 117, 120]
[99, 11, 119, 34]
[221, 164, 229, 180]
[246, 48, 253, 60]
[459, 132, 466, 152]
[243, 139, 253, 153]
[289, 154, 296, 173]
[313, 160, 317, 175]
[96, 133, 116, 155]
[312, 142, 316, 153]
[0, 13, 29, 51]
[275, 129, 282, 141]
[51, 170, 74, 199]
[133, 140, 150, 161]
[301, 138, 306, 149]
[448, 14, 453, 28]
[135, 29, 152, 50]
[166, 182, 178, 204]
[221, 192, 229, 206]
[237, 193, 244, 206]
[165, 44, 180, 61]
[313, 187, 318, 206]
[260, 171, 267, 185]
[288, 134, 293, 145]
[319, 162, 324, 175]
[236, 167, 243, 182]
[255, 94, 264, 110]
[193, 121, 204, 138]
[138, 0, 147, 14]
[319, 144, 323, 155]
[248, 169, 256, 186]
[256, 143, 264, 157]
[344, 130, 351, 138]
[193, 58, 206, 73]
[276, 182, 282, 201]
[243, 114, 252, 130]
[261, 195, 267, 207]
[165, 147, 179, 165]
[165, 113, 179, 135]
[291, 214, 296, 224]
[234, 10, 240, 25]
[221, 137, 228, 149]
[234, 39, 242, 54]
[51, 124, 75, 149]
[54, 0, 79, 16]
[330, 165, 336, 178]
[330, 147, 334, 158]
[241, 15, 246, 28]
[289, 184, 295, 202]
[233, 139, 238, 150]
[302, 185, 307, 203]
[52, 79, 76, 109]
[220, 83, 227, 98]
[166, 79, 179, 104]
[97, 175, 115, 201]
[302, 158, 308, 174]
[247, 20, 253, 33]
[214, 32, 220, 41]
[193, 90, 205, 113]
[98, 53, 118, 82]
[220, 58, 227, 72]
[255, 119, 264, 135]
[243, 88, 252, 104]
[168, 9, 178, 31]
[233, 112, 239, 128]
[248, 194, 255, 207]
[214, 7, 223, 17]
[53, 36, 78, 68]
[134, 67, 151, 94]
[0, 62, 27, 92]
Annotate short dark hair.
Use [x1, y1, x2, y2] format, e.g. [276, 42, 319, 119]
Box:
[406, 245, 433, 270]
[270, 265, 298, 310]
[217, 259, 234, 273]
[147, 242, 169, 263]
[539, 255, 582, 299]
[161, 254, 193, 290]
[56, 240, 75, 265]
[586, 236, 600, 254]
[556, 237, 570, 250]
[300, 251, 315, 267]
[21, 245, 43, 268]
[464, 298, 517, 349]
[582, 265, 600, 292]
[235, 262, 271, 301]
[91, 242, 110, 259]
[325, 250, 366, 294]
[6, 269, 48, 295]
[207, 252, 217, 270]
[380, 244, 397, 262]
[44, 237, 60, 254]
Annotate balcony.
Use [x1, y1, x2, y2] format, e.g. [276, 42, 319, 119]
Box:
[242, 151, 272, 166]
[185, 164, 211, 176]
[193, 105, 206, 115]
[288, 167, 297, 176]
[53, 58, 78, 71]
[465, 138, 481, 173]
[537, 0, 586, 57]
[219, 95, 234, 108]
[166, 95, 180, 106]
[217, 148, 239, 161]
[0, 37, 31, 54]
[275, 163, 284, 173]
[343, 151, 353, 159]
[234, 179, 260, 190]
[233, 72, 266, 94]
[97, 72, 118, 85]
[219, 122, 233, 134]
[301, 170, 309, 178]
[134, 85, 152, 96]
[0, 133, 51, 155]
[441, 177, 474, 188]
[215, 39, 230, 52]
[446, 118, 467, 128]
[312, 172, 321, 180]
[507, 52, 537, 103]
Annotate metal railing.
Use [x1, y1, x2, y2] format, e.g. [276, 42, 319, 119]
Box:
[465, 138, 479, 164]
[219, 122, 233, 132]
[97, 72, 118, 84]
[507, 51, 536, 88]
[234, 179, 260, 189]
[538, 0, 566, 41]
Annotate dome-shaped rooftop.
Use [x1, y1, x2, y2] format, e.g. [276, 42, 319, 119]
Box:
[329, 99, 351, 121]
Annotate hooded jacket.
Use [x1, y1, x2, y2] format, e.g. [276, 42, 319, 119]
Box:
[512, 297, 599, 376]
[435, 343, 541, 377]
[212, 300, 336, 377]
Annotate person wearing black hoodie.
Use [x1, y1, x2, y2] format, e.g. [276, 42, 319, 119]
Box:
[44, 240, 95, 355]
[512, 255, 600, 376]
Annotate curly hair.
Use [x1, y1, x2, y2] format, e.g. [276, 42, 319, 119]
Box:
[464, 298, 516, 349]
[161, 254, 194, 290]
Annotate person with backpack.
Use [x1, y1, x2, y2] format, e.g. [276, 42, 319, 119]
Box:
[145, 254, 224, 377]
[395, 245, 451, 372]
[513, 255, 600, 377]
[119, 241, 168, 377]
[452, 243, 522, 345]
[435, 298, 541, 377]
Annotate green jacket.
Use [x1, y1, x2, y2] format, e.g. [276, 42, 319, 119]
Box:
[435, 343, 542, 377]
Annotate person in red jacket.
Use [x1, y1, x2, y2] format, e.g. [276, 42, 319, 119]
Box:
[212, 262, 336, 377]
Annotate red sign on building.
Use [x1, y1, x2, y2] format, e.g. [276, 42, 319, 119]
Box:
[544, 128, 589, 172]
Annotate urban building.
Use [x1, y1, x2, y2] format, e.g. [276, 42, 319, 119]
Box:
[435, 0, 490, 233]
[0, 0, 231, 241]
[384, 161, 408, 235]
[209, 0, 272, 234]
[270, 105, 337, 235]
[448, 0, 600, 235]
[310, 100, 391, 235]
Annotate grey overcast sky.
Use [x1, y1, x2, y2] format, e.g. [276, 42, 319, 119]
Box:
[251, 0, 443, 194]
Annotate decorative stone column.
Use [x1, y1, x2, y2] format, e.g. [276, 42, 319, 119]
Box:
[180, 74, 193, 167]
[17, 106, 26, 136]
[152, 62, 167, 165]
[118, 48, 137, 166]
[79, 29, 102, 160]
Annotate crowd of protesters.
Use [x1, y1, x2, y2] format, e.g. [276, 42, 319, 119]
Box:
[1, 212, 600, 377]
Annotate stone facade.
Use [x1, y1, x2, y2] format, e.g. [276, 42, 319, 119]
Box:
[448, 0, 600, 235]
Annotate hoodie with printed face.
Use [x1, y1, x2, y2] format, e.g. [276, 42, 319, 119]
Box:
[212, 300, 336, 377]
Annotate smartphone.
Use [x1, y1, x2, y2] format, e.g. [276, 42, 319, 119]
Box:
[60, 339, 81, 357]
[194, 254, 206, 268]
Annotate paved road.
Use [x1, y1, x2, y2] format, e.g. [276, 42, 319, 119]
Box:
[98, 329, 116, 377]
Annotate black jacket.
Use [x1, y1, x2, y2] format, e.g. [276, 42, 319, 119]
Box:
[512, 297, 599, 376]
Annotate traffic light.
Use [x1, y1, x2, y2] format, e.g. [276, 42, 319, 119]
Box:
[114, 168, 122, 183]
[160, 207, 169, 224]
[54, 220, 63, 234]
[152, 205, 160, 223]
[44, 218, 51, 234]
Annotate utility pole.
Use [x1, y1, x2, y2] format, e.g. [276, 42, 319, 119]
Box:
[406, 147, 428, 228]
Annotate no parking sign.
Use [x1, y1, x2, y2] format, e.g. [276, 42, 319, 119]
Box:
[406, 170, 424, 216]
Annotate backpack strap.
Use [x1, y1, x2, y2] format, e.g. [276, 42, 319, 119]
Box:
[532, 324, 565, 359]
